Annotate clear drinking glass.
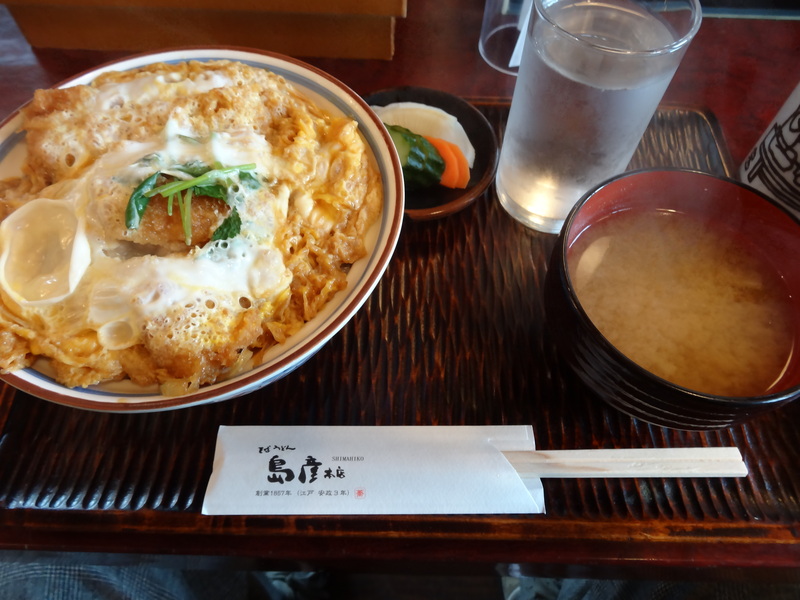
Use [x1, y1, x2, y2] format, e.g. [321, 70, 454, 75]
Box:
[495, 0, 702, 233]
[479, 0, 531, 75]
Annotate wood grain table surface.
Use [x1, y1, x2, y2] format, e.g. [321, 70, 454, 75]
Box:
[1, 0, 800, 582]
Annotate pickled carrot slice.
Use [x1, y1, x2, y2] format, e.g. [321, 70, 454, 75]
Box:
[424, 136, 470, 189]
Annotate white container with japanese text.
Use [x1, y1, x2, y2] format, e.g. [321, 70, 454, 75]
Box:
[740, 82, 800, 214]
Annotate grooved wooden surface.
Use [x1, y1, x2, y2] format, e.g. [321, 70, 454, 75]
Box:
[2, 104, 800, 579]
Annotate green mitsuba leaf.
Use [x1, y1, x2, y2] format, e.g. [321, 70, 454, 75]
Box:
[211, 208, 242, 241]
[125, 171, 161, 229]
[124, 162, 257, 245]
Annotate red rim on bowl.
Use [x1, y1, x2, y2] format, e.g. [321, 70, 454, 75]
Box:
[546, 168, 800, 430]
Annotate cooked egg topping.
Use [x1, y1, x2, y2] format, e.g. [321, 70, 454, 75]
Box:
[0, 60, 382, 395]
[0, 120, 292, 352]
[93, 70, 231, 112]
[0, 197, 91, 305]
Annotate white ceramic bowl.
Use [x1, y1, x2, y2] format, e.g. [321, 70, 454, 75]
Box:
[0, 48, 404, 412]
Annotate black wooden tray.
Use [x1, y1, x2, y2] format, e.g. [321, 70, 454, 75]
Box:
[2, 103, 797, 540]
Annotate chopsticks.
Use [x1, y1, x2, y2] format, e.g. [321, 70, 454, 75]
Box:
[502, 447, 747, 478]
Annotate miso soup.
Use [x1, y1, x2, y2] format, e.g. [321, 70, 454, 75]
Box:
[569, 209, 795, 397]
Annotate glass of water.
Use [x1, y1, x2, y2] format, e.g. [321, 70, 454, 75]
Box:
[495, 0, 702, 233]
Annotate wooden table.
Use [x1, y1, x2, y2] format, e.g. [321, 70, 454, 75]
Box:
[2, 0, 800, 582]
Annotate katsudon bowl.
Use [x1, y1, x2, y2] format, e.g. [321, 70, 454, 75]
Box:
[544, 169, 800, 430]
[0, 48, 404, 412]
